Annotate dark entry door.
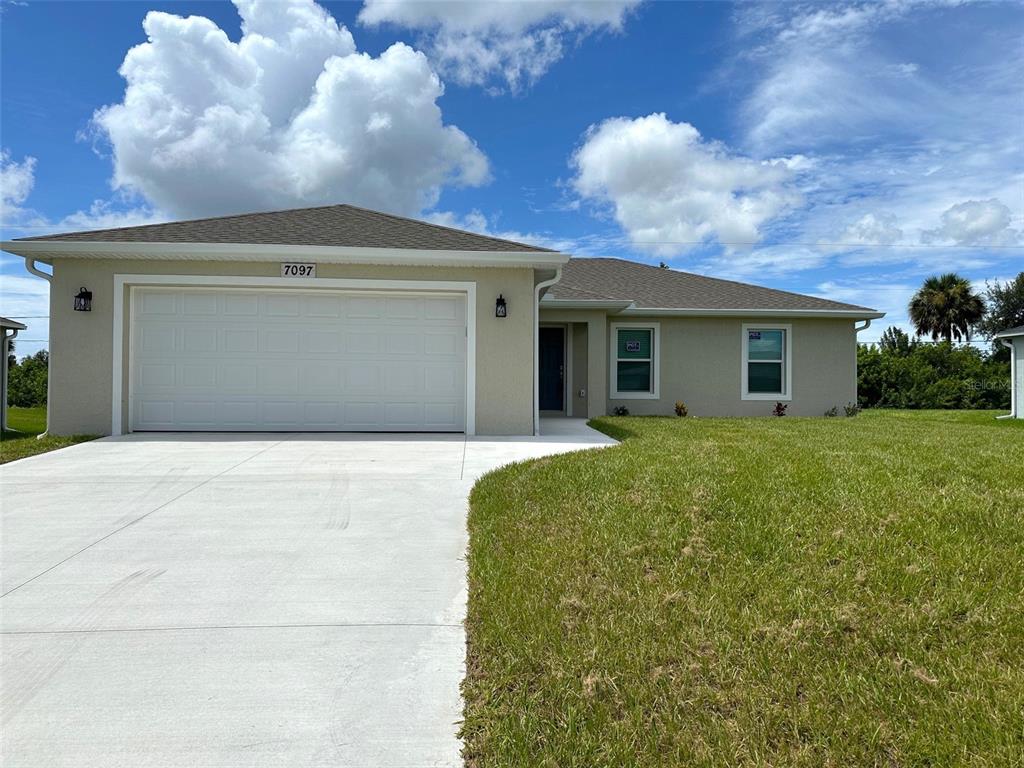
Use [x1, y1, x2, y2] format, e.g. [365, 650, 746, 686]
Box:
[539, 327, 565, 411]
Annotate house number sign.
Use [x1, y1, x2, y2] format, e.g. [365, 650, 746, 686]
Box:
[625, 341, 642, 352]
[281, 262, 316, 278]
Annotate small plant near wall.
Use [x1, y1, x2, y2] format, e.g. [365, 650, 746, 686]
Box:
[772, 402, 788, 417]
[844, 402, 862, 417]
[612, 405, 630, 416]
[824, 406, 838, 417]
[674, 401, 688, 417]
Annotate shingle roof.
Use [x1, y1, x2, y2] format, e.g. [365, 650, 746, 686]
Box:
[994, 325, 1024, 338]
[548, 258, 879, 313]
[15, 204, 555, 253]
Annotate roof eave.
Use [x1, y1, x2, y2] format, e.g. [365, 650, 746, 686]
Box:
[618, 307, 885, 320]
[0, 240, 570, 269]
[539, 298, 636, 311]
[994, 328, 1024, 339]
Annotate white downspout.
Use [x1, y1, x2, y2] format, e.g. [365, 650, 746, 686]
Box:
[534, 267, 563, 436]
[997, 339, 1015, 419]
[24, 258, 53, 438]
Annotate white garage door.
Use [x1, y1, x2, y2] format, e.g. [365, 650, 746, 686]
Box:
[130, 288, 467, 432]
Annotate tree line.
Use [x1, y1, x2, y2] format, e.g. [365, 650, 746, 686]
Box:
[858, 272, 1022, 410]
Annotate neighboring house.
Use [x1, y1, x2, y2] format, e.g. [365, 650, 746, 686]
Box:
[994, 326, 1023, 419]
[1, 316, 27, 431]
[1, 204, 882, 437]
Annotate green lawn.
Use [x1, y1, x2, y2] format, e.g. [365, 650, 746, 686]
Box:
[464, 410, 1024, 767]
[0, 406, 96, 464]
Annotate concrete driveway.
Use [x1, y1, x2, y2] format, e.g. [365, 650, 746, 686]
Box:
[1, 421, 614, 767]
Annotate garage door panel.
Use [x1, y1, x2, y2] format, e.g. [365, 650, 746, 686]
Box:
[182, 292, 218, 315]
[304, 330, 342, 354]
[264, 329, 300, 354]
[224, 329, 258, 353]
[265, 294, 300, 317]
[348, 296, 385, 318]
[223, 294, 258, 315]
[140, 291, 177, 315]
[182, 327, 217, 353]
[182, 365, 217, 388]
[131, 288, 466, 432]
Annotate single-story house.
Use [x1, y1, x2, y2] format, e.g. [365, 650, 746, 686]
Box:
[1, 315, 28, 432]
[995, 325, 1023, 419]
[1, 204, 883, 436]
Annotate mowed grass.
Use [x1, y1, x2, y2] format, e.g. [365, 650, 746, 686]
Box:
[464, 411, 1024, 767]
[0, 406, 95, 464]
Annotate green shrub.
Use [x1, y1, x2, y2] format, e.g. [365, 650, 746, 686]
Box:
[7, 351, 48, 407]
[858, 335, 1009, 410]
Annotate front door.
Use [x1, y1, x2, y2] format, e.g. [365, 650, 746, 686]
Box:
[539, 327, 565, 411]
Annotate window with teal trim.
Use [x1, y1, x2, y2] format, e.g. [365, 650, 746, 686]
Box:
[746, 328, 785, 394]
[616, 328, 653, 393]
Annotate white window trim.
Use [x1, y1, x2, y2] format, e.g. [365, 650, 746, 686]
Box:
[112, 274, 477, 436]
[741, 323, 792, 401]
[610, 322, 660, 400]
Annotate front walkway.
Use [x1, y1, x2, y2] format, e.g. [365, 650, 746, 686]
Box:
[0, 421, 614, 767]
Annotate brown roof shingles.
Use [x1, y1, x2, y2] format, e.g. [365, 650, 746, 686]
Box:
[15, 203, 555, 253]
[549, 258, 878, 313]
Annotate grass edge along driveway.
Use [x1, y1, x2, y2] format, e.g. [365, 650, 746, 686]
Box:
[463, 411, 1024, 767]
[0, 406, 96, 465]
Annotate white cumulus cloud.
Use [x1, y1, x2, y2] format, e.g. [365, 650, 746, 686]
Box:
[91, 0, 489, 219]
[0, 150, 36, 222]
[358, 0, 641, 92]
[571, 113, 799, 256]
[921, 198, 1020, 246]
[830, 212, 903, 249]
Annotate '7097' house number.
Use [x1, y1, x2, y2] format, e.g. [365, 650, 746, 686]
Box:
[281, 262, 316, 278]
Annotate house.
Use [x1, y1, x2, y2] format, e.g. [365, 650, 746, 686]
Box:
[995, 326, 1024, 419]
[1, 316, 28, 432]
[1, 204, 883, 436]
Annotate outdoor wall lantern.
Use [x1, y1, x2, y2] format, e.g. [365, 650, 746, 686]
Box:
[495, 294, 507, 318]
[74, 287, 93, 312]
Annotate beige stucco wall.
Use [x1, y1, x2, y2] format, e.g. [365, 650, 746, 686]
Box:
[571, 323, 588, 417]
[48, 258, 536, 436]
[608, 315, 859, 417]
[541, 310, 861, 418]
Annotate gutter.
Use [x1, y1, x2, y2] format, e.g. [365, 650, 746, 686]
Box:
[0, 239, 572, 271]
[534, 268, 563, 436]
[21, 259, 53, 438]
[541, 298, 884, 321]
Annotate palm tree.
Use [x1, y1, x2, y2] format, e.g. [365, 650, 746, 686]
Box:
[908, 273, 985, 342]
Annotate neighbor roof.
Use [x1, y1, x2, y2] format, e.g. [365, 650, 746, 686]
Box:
[547, 258, 879, 314]
[0, 317, 27, 331]
[13, 204, 554, 254]
[994, 325, 1024, 338]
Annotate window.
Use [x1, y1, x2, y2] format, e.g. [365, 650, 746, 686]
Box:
[741, 324, 791, 400]
[610, 323, 660, 399]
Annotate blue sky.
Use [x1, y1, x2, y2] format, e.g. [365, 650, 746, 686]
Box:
[2, 0, 1022, 356]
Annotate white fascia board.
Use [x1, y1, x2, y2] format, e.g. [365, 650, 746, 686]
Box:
[618, 306, 886, 320]
[1, 239, 570, 269]
[994, 329, 1024, 339]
